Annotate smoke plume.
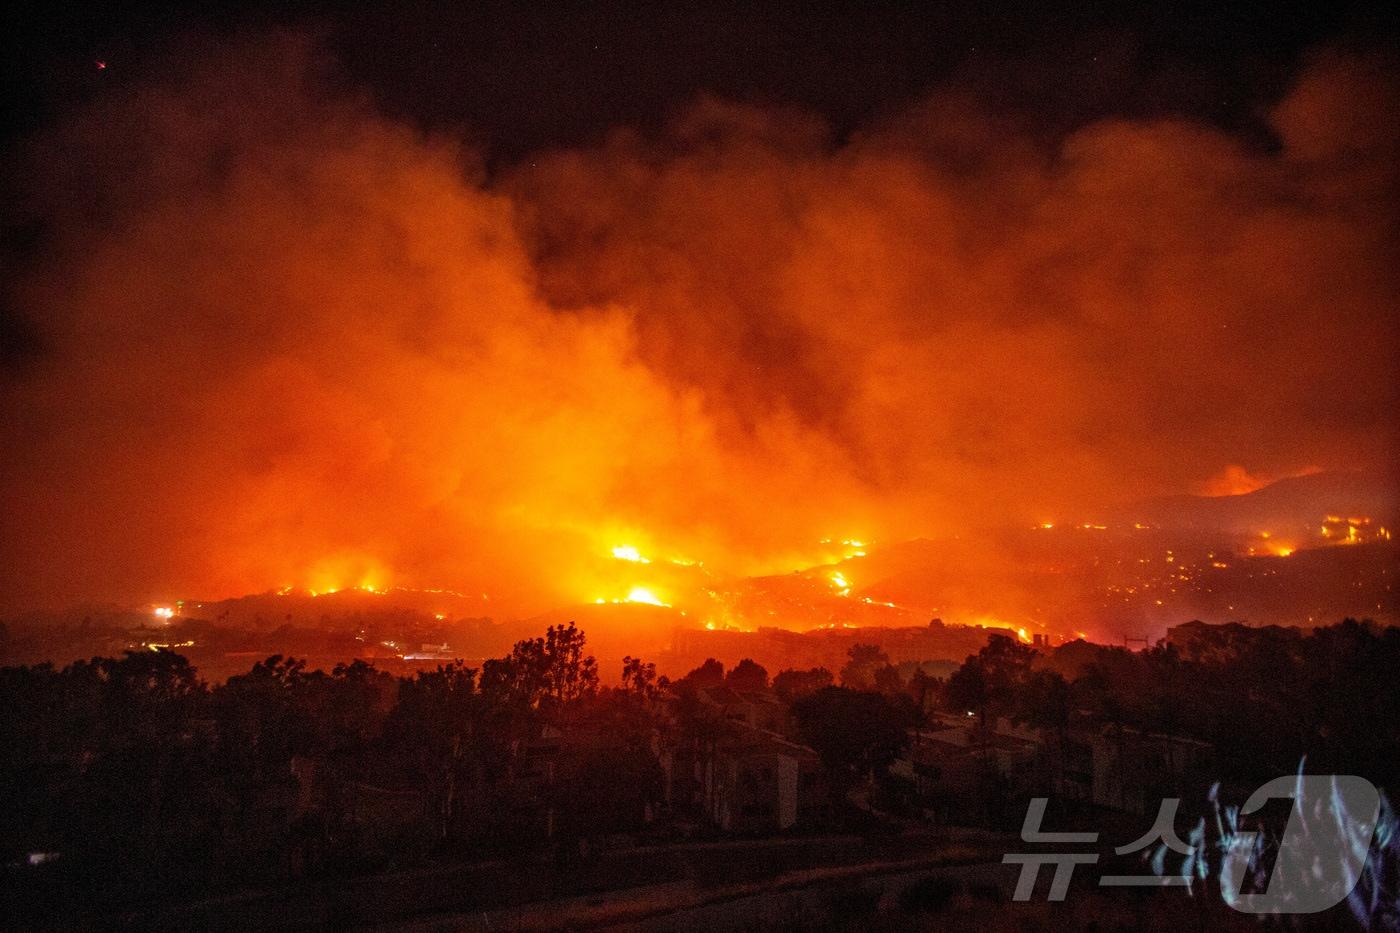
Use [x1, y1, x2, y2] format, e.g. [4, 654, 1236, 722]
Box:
[2, 36, 1395, 614]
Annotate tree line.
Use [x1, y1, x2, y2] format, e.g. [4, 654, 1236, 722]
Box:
[2, 616, 1395, 923]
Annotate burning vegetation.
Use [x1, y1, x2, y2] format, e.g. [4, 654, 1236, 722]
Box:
[1, 38, 1397, 634]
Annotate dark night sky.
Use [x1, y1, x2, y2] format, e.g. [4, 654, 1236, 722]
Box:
[3, 1, 1396, 160]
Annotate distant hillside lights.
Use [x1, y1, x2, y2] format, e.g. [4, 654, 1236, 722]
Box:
[140, 639, 194, 652]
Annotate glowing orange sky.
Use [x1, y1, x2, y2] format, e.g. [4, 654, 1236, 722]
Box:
[0, 37, 1396, 615]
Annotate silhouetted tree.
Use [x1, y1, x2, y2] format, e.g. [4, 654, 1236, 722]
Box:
[906, 668, 943, 723]
[946, 635, 1037, 730]
[772, 666, 834, 702]
[3, 616, 1396, 925]
[839, 643, 889, 690]
[724, 657, 769, 691]
[945, 659, 990, 728]
[977, 634, 1036, 703]
[480, 622, 599, 710]
[677, 657, 725, 690]
[383, 661, 480, 842]
[1013, 669, 1072, 785]
[620, 655, 659, 700]
[792, 687, 911, 794]
[873, 663, 904, 695]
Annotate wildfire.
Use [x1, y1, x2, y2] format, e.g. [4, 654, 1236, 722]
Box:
[302, 583, 386, 598]
[829, 571, 851, 596]
[1318, 515, 1383, 546]
[611, 545, 650, 563]
[596, 586, 671, 607]
[624, 587, 667, 606]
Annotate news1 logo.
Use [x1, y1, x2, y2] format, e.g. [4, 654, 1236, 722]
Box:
[1003, 774, 1384, 916]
